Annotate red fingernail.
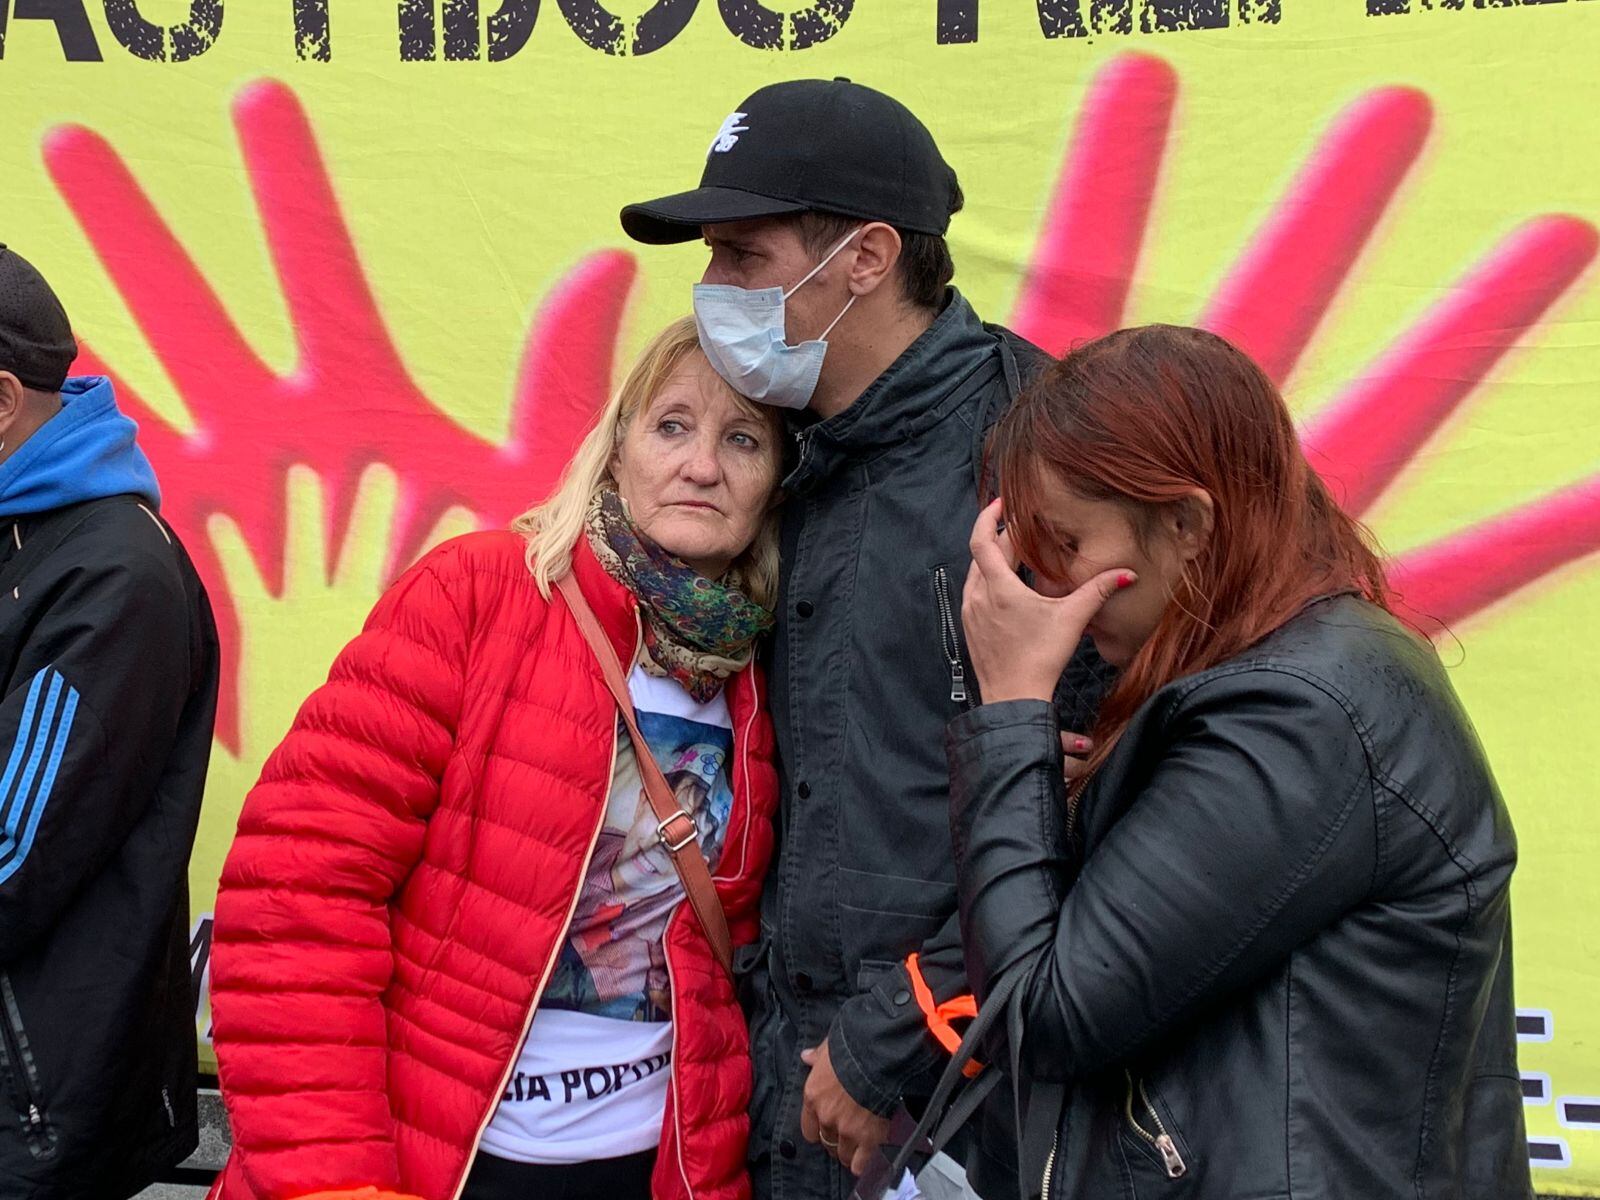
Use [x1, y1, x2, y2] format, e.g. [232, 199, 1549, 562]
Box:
[1075, 737, 1089, 752]
[1117, 573, 1136, 589]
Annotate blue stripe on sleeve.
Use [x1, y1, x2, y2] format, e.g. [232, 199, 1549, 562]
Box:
[0, 684, 79, 887]
[0, 670, 49, 828]
[0, 670, 70, 885]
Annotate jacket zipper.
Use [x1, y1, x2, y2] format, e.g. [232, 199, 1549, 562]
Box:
[662, 927, 696, 1199]
[446, 615, 639, 1200]
[1123, 1069, 1186, 1178]
[932, 566, 972, 706]
[1040, 1128, 1060, 1200]
[661, 665, 759, 1200]
[717, 670, 760, 886]
[0, 971, 57, 1159]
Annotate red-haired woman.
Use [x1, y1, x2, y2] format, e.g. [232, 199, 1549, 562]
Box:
[944, 325, 1529, 1200]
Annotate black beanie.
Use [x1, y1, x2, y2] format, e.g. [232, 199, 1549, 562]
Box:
[0, 245, 77, 393]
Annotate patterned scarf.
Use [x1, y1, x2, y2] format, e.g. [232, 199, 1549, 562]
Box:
[585, 489, 774, 702]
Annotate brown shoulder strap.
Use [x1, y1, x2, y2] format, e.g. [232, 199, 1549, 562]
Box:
[555, 574, 735, 977]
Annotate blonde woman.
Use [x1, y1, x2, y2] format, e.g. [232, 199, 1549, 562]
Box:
[208, 319, 784, 1200]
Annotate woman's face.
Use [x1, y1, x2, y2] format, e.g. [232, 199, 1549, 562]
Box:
[613, 351, 781, 579]
[1021, 473, 1196, 668]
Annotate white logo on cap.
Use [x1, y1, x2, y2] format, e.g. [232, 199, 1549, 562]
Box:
[709, 111, 749, 156]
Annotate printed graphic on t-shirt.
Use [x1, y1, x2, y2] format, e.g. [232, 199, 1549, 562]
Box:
[483, 670, 735, 1165]
[542, 705, 734, 1022]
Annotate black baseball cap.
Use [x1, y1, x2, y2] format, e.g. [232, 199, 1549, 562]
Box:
[621, 78, 961, 246]
[0, 245, 76, 393]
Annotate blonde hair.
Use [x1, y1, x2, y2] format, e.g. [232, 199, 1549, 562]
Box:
[513, 316, 783, 605]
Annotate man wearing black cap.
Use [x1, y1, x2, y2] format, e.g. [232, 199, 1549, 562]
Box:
[0, 245, 220, 1197]
[623, 81, 1109, 1199]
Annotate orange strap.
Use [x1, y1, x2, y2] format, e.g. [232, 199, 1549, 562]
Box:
[906, 953, 983, 1079]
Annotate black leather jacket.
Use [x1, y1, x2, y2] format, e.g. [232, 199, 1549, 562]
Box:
[945, 596, 1531, 1200]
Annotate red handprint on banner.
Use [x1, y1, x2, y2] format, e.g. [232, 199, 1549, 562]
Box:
[45, 81, 633, 747]
[1010, 54, 1598, 630]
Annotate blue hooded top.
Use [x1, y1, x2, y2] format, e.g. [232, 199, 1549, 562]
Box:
[0, 377, 161, 519]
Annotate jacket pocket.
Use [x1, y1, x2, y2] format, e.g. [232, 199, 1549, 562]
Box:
[837, 869, 953, 1000]
[0, 972, 58, 1161]
[929, 565, 975, 710]
[1119, 1069, 1189, 1181]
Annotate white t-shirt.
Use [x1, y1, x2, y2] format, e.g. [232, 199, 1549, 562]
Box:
[480, 668, 735, 1164]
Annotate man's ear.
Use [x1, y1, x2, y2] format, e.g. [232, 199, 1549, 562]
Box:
[0, 373, 23, 445]
[847, 223, 902, 299]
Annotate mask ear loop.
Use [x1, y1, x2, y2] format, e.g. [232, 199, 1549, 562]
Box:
[784, 224, 867, 344]
[781, 224, 867, 301]
[818, 293, 857, 341]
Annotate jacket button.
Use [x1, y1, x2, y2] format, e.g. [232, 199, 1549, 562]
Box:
[797, 781, 812, 799]
[796, 600, 815, 618]
[780, 1139, 798, 1160]
[893, 989, 912, 1007]
[796, 972, 814, 993]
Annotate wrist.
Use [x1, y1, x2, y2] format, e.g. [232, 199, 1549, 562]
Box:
[828, 1013, 901, 1116]
[975, 678, 1057, 705]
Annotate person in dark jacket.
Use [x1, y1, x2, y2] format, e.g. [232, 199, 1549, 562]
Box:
[621, 80, 1110, 1198]
[0, 245, 220, 1200]
[942, 324, 1528, 1199]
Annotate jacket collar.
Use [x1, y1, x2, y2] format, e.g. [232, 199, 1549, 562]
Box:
[569, 534, 641, 670]
[783, 289, 998, 495]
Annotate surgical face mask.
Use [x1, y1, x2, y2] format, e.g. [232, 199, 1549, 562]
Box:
[692, 226, 862, 410]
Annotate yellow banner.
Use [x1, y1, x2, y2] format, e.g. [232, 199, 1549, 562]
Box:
[4, 0, 1598, 1189]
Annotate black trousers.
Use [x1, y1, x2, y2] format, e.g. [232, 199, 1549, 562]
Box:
[461, 1149, 657, 1200]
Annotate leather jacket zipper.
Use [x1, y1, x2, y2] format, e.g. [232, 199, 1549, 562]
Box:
[1040, 1128, 1060, 1200]
[1065, 786, 1084, 847]
[1124, 1069, 1186, 1178]
[932, 566, 972, 706]
[0, 972, 57, 1159]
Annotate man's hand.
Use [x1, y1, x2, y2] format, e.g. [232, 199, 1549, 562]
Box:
[800, 1040, 891, 1176]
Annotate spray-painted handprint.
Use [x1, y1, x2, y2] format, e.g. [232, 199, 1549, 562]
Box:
[1009, 54, 1598, 629]
[45, 80, 633, 746]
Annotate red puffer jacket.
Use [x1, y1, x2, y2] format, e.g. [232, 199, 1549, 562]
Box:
[208, 531, 778, 1200]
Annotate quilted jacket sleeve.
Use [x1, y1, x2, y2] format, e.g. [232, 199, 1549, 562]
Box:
[210, 546, 472, 1199]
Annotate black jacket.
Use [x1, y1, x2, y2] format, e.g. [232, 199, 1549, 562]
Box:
[0, 496, 219, 1198]
[946, 596, 1530, 1200]
[744, 291, 1111, 1200]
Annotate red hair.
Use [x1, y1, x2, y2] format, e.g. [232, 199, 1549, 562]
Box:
[994, 324, 1393, 775]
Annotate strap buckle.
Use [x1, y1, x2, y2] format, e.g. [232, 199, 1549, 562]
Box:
[657, 810, 699, 853]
